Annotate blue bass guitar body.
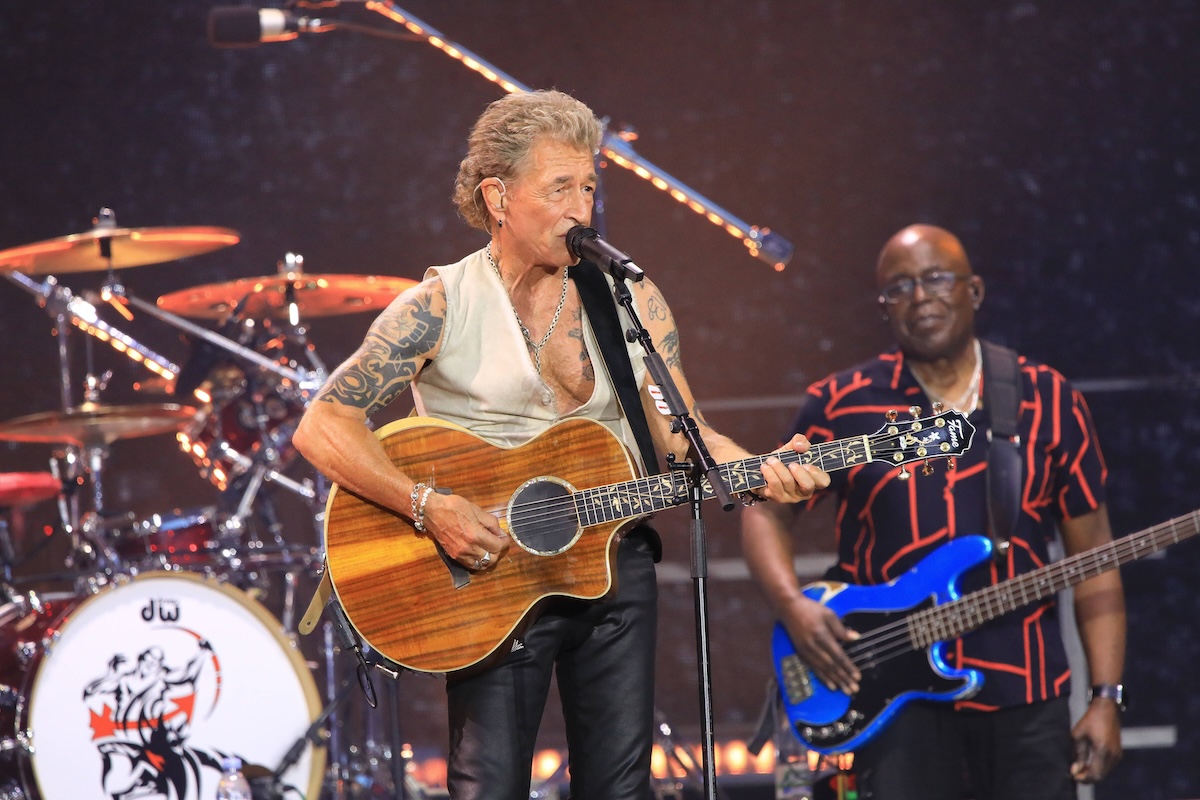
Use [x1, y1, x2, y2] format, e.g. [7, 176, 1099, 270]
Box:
[772, 535, 994, 754]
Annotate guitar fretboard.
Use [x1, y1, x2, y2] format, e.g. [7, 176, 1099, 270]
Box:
[907, 509, 1200, 649]
[567, 411, 972, 529]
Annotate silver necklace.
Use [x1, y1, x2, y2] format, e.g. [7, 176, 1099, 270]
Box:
[911, 338, 983, 415]
[486, 244, 569, 374]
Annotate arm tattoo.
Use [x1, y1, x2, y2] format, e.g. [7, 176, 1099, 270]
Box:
[645, 288, 669, 321]
[317, 286, 443, 416]
[659, 329, 682, 371]
[568, 307, 595, 382]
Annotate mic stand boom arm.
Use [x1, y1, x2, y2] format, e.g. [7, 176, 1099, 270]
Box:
[610, 276, 728, 800]
[362, 1, 794, 269]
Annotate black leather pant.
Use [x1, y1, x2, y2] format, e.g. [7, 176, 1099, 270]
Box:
[445, 532, 658, 800]
[855, 696, 1075, 800]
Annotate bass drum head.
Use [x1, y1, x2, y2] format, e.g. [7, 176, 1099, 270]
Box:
[25, 572, 323, 800]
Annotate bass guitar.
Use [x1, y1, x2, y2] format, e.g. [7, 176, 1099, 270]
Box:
[774, 508, 1200, 754]
[324, 409, 974, 674]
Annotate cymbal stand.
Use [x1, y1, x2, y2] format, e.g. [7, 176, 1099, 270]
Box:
[119, 289, 322, 390]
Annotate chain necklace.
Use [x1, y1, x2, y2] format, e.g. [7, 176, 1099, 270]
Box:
[911, 338, 983, 415]
[486, 243, 569, 374]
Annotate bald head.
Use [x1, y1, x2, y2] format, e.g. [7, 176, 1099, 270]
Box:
[876, 224, 973, 286]
[875, 224, 983, 363]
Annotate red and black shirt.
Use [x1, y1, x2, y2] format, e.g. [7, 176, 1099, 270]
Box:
[788, 344, 1107, 709]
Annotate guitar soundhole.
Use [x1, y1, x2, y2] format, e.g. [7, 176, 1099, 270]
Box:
[508, 477, 582, 556]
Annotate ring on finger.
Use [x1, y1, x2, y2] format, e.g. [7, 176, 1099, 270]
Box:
[479, 550, 493, 568]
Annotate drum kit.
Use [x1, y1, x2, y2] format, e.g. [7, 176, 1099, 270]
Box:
[0, 210, 426, 800]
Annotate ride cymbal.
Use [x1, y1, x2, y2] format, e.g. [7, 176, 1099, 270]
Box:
[156, 272, 417, 319]
[0, 402, 198, 446]
[0, 226, 240, 274]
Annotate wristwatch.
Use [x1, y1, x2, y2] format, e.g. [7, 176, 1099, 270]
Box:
[1087, 683, 1127, 712]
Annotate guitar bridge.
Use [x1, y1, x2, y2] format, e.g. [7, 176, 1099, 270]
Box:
[779, 654, 814, 705]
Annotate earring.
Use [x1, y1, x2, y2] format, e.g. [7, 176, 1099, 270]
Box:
[496, 218, 504, 229]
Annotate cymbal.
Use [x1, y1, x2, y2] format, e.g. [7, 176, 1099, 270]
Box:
[156, 272, 418, 319]
[0, 472, 61, 508]
[0, 402, 198, 446]
[0, 226, 240, 274]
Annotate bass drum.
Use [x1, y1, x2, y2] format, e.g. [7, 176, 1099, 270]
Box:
[0, 573, 324, 800]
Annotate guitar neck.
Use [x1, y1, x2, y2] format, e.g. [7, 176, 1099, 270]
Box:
[574, 434, 876, 526]
[910, 509, 1200, 647]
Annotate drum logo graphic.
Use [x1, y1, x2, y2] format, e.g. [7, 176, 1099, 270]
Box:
[19, 576, 318, 800]
[80, 597, 222, 800]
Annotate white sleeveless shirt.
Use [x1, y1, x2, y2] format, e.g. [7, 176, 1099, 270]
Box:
[413, 248, 651, 473]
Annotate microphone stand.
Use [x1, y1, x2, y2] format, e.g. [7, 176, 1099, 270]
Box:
[609, 276, 732, 800]
[250, 679, 358, 800]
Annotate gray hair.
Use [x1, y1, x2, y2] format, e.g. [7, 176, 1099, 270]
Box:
[453, 90, 603, 233]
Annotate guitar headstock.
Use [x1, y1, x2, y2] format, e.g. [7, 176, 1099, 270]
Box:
[868, 405, 977, 478]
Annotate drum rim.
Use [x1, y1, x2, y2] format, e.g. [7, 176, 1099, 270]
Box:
[22, 571, 325, 800]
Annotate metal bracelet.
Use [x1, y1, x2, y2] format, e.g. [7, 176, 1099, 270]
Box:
[415, 485, 435, 531]
[410, 482, 428, 531]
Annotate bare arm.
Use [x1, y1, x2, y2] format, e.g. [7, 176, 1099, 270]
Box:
[740, 501, 860, 694]
[629, 277, 828, 502]
[292, 277, 507, 567]
[1061, 503, 1126, 782]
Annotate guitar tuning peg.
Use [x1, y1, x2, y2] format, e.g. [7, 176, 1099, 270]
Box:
[897, 465, 911, 480]
[908, 405, 922, 419]
[885, 409, 898, 422]
[946, 457, 956, 471]
[931, 401, 944, 414]
[921, 459, 934, 476]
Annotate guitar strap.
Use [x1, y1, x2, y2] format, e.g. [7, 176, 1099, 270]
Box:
[571, 262, 664, 563]
[569, 262, 661, 477]
[981, 340, 1022, 559]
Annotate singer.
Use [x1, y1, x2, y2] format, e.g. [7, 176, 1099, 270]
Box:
[293, 89, 830, 799]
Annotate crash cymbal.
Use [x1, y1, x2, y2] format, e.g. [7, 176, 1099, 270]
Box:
[0, 402, 198, 446]
[0, 472, 61, 508]
[156, 272, 417, 319]
[0, 225, 240, 274]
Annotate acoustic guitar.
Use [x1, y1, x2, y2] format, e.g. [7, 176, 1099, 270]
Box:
[325, 409, 975, 674]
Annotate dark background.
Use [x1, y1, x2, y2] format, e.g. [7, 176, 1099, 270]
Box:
[1, 2, 1197, 797]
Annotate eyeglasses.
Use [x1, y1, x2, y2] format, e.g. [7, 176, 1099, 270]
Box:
[879, 271, 969, 304]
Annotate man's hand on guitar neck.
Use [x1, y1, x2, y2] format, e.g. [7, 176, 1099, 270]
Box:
[758, 434, 831, 504]
[422, 490, 510, 571]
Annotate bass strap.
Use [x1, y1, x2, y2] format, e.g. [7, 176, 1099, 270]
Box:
[980, 339, 1022, 559]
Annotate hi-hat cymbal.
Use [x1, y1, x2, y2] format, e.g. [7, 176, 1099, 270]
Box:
[0, 472, 61, 508]
[0, 226, 240, 274]
[156, 272, 418, 319]
[0, 402, 198, 446]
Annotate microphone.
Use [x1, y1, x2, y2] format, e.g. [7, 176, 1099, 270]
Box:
[565, 226, 644, 283]
[207, 7, 324, 47]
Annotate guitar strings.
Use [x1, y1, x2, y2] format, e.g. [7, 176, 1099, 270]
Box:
[832, 517, 1195, 673]
[498, 441, 926, 544]
[479, 426, 955, 549]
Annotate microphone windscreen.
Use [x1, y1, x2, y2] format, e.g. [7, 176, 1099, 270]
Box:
[207, 7, 263, 47]
[565, 225, 597, 260]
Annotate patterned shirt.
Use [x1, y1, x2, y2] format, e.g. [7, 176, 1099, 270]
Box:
[788, 344, 1107, 709]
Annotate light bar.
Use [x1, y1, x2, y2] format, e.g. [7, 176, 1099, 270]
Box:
[365, 1, 793, 269]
